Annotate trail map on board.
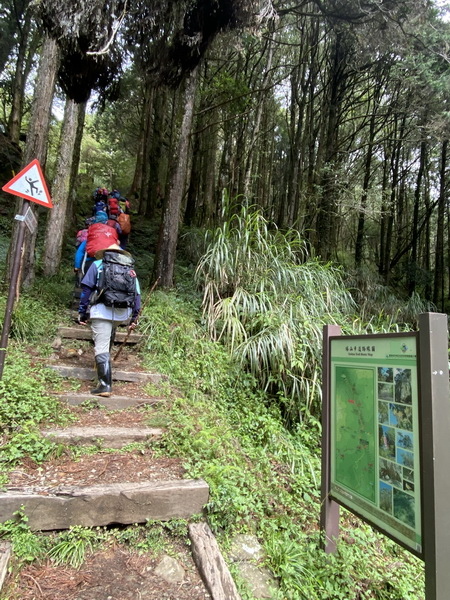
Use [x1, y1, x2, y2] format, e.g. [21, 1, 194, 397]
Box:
[329, 335, 421, 553]
[334, 366, 375, 502]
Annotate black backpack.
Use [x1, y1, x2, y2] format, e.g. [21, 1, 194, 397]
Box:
[94, 251, 137, 308]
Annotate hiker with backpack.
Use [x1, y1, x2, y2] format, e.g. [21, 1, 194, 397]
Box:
[107, 191, 131, 248]
[92, 187, 109, 215]
[77, 243, 141, 397]
[74, 211, 120, 278]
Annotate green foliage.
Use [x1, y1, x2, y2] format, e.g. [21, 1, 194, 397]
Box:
[48, 526, 101, 568]
[195, 202, 356, 421]
[2, 424, 61, 465]
[142, 291, 319, 535]
[0, 269, 75, 343]
[140, 286, 424, 599]
[0, 508, 48, 563]
[0, 294, 56, 342]
[0, 347, 70, 466]
[0, 215, 12, 268]
[111, 520, 189, 555]
[262, 526, 424, 600]
[347, 269, 435, 331]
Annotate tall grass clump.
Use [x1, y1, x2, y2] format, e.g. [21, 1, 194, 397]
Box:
[195, 202, 356, 422]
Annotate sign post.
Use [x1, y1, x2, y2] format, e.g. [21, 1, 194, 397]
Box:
[418, 313, 450, 599]
[0, 159, 52, 379]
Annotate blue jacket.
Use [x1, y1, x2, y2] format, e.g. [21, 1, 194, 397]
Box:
[74, 240, 93, 271]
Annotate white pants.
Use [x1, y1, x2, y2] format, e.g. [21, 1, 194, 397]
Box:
[90, 318, 127, 356]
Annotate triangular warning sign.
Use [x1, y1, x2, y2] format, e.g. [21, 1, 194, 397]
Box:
[2, 159, 53, 208]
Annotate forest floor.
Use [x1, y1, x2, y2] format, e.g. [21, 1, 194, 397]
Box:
[8, 543, 212, 600]
[2, 321, 215, 600]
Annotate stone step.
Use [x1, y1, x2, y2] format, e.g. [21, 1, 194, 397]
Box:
[0, 479, 209, 530]
[47, 364, 165, 383]
[57, 326, 143, 344]
[41, 426, 164, 448]
[54, 392, 163, 409]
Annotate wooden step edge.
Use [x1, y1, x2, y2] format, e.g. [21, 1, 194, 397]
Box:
[53, 392, 164, 409]
[189, 521, 242, 600]
[41, 426, 164, 448]
[0, 542, 12, 594]
[46, 364, 167, 383]
[57, 326, 143, 344]
[0, 479, 210, 531]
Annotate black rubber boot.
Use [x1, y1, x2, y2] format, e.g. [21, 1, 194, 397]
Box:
[91, 353, 112, 397]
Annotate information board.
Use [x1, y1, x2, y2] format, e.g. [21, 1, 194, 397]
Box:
[329, 334, 421, 554]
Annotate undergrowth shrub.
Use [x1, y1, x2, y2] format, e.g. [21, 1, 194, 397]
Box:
[194, 203, 357, 423]
[0, 509, 49, 564]
[0, 347, 70, 468]
[347, 268, 435, 330]
[140, 288, 425, 600]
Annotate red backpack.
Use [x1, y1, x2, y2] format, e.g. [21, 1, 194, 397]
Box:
[86, 223, 119, 257]
[108, 197, 121, 216]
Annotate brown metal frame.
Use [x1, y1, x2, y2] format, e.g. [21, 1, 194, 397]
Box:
[0, 199, 30, 379]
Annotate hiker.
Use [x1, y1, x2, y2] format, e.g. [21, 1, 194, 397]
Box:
[107, 192, 122, 218]
[107, 191, 131, 248]
[118, 195, 131, 214]
[105, 213, 123, 239]
[92, 187, 109, 215]
[74, 211, 119, 278]
[77, 243, 141, 397]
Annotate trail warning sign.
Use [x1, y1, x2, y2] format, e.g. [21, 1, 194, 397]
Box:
[2, 159, 53, 208]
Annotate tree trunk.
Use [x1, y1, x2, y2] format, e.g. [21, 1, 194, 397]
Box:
[243, 38, 273, 199]
[315, 34, 346, 259]
[354, 108, 377, 268]
[43, 98, 81, 276]
[408, 138, 426, 295]
[7, 14, 36, 143]
[68, 101, 87, 230]
[129, 86, 148, 202]
[137, 85, 155, 216]
[6, 35, 59, 290]
[153, 66, 199, 287]
[433, 139, 447, 309]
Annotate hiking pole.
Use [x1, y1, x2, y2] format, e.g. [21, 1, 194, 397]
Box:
[113, 276, 160, 362]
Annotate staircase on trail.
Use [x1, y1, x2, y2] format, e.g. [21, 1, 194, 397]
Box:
[0, 324, 210, 532]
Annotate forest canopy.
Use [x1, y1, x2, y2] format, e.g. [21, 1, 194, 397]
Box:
[0, 0, 449, 306]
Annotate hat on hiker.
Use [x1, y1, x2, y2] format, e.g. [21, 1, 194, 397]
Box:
[94, 243, 131, 260]
[94, 211, 108, 224]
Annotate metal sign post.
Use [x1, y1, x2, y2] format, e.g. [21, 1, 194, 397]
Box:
[0, 200, 30, 379]
[0, 159, 53, 380]
[418, 313, 450, 600]
[320, 324, 341, 553]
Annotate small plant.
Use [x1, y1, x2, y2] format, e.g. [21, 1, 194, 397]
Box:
[112, 521, 168, 555]
[48, 526, 102, 568]
[0, 508, 48, 563]
[1, 423, 61, 465]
